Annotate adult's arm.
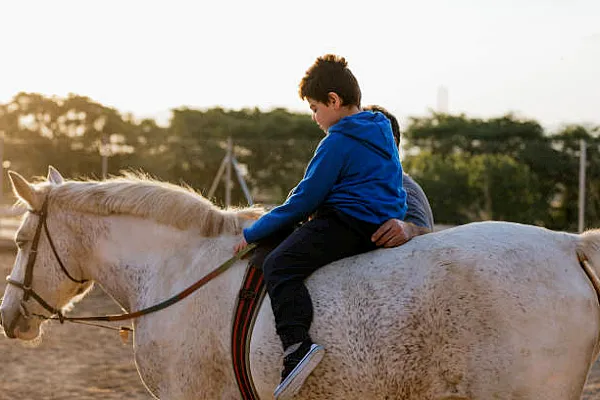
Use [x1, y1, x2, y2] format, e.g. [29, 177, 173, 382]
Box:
[402, 173, 434, 230]
[371, 173, 434, 247]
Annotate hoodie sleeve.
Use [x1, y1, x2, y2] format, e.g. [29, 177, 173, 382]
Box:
[243, 135, 346, 243]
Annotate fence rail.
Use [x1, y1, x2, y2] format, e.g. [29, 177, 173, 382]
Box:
[0, 207, 21, 250]
[0, 218, 19, 239]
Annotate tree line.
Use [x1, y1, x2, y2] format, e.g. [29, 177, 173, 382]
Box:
[1, 92, 599, 231]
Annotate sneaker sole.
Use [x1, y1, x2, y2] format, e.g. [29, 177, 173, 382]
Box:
[274, 344, 325, 400]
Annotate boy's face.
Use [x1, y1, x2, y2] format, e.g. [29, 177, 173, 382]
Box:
[307, 95, 343, 132]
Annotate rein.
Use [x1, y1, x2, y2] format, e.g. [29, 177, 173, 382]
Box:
[6, 194, 256, 333]
[41, 243, 256, 325]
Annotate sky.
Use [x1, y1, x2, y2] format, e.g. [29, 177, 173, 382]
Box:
[0, 0, 598, 131]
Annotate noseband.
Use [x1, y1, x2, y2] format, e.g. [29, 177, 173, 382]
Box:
[6, 196, 88, 327]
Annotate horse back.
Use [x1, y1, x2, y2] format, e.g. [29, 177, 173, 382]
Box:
[251, 221, 600, 399]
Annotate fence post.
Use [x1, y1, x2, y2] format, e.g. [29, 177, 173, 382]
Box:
[578, 139, 587, 233]
[208, 137, 253, 206]
[0, 135, 3, 233]
[101, 133, 109, 179]
[225, 137, 233, 207]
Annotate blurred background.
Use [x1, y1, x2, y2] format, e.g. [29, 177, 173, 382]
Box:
[1, 2, 600, 398]
[1, 0, 599, 233]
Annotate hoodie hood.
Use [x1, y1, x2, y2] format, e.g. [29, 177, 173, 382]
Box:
[328, 111, 394, 159]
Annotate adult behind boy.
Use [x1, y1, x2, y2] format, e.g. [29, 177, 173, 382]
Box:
[234, 54, 407, 399]
[363, 105, 434, 247]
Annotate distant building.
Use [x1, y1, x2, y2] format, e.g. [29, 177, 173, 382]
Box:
[437, 86, 449, 113]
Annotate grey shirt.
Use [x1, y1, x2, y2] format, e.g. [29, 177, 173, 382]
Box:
[403, 173, 434, 230]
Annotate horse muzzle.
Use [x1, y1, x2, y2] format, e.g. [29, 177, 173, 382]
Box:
[0, 302, 36, 339]
[1, 308, 18, 338]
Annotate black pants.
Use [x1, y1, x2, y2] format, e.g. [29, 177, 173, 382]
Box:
[254, 208, 379, 349]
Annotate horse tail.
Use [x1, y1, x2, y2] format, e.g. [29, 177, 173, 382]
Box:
[577, 229, 600, 271]
[576, 229, 600, 364]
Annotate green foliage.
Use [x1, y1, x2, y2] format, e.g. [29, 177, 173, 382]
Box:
[403, 112, 600, 229]
[466, 154, 543, 223]
[154, 107, 322, 205]
[1, 92, 140, 181]
[2, 92, 600, 231]
[403, 152, 473, 225]
[0, 93, 323, 207]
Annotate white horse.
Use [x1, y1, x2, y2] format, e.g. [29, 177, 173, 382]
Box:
[2, 166, 600, 400]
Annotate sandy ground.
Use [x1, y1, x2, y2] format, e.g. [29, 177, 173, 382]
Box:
[0, 251, 151, 400]
[0, 250, 599, 400]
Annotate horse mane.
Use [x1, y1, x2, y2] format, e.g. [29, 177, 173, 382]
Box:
[43, 172, 263, 237]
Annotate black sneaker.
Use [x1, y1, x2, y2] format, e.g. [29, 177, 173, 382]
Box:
[274, 340, 325, 400]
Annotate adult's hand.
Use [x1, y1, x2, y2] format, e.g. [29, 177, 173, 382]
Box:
[371, 219, 430, 248]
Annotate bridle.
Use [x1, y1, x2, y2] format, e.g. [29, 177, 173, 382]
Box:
[5, 196, 88, 333]
[4, 194, 255, 334]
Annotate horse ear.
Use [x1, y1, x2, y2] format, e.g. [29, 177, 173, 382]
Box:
[8, 171, 41, 209]
[47, 166, 65, 184]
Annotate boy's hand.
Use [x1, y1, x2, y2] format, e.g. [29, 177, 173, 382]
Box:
[234, 237, 249, 255]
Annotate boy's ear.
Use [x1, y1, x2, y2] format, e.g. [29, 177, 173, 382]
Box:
[327, 92, 343, 109]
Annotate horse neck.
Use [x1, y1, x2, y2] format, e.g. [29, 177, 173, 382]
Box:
[88, 215, 246, 313]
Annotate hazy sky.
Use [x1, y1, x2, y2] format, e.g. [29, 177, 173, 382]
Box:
[1, 0, 598, 130]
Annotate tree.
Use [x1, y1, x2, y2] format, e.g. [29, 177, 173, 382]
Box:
[168, 107, 322, 205]
[0, 92, 140, 181]
[402, 112, 579, 228]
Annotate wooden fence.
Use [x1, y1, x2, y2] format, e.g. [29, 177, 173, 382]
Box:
[0, 217, 19, 250]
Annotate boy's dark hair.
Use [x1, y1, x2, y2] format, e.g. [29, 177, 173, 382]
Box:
[363, 104, 401, 148]
[299, 54, 361, 107]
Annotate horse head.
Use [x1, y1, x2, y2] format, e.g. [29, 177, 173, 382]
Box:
[0, 167, 93, 341]
[0, 166, 261, 342]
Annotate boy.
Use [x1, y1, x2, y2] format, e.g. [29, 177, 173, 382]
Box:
[234, 54, 407, 399]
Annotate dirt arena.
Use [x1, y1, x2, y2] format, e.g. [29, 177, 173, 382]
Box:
[0, 250, 599, 400]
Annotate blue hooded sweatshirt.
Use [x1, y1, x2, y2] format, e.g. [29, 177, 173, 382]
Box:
[243, 111, 407, 243]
